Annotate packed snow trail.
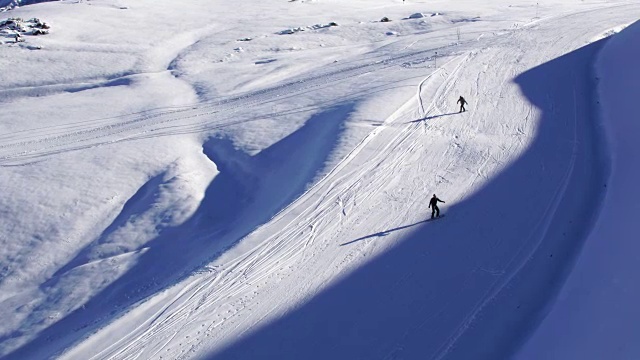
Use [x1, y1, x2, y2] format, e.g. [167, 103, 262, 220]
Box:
[20, 4, 634, 360]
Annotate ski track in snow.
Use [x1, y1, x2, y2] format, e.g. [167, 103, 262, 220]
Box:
[2, 2, 639, 359]
[48, 5, 637, 360]
[0, 40, 468, 166]
[0, 0, 577, 166]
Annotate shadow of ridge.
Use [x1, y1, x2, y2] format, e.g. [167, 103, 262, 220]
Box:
[2, 104, 356, 360]
[205, 40, 608, 360]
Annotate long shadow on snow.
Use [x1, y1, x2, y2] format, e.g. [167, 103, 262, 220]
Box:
[206, 41, 609, 359]
[2, 104, 354, 360]
[405, 112, 460, 124]
[340, 219, 431, 246]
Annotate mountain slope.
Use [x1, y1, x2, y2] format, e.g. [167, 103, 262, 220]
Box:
[49, 5, 640, 360]
[0, 1, 638, 359]
[516, 19, 640, 360]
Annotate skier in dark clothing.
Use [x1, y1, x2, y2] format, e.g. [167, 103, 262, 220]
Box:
[429, 194, 445, 219]
[457, 96, 467, 113]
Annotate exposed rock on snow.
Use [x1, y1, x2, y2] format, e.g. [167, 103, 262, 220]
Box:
[408, 12, 442, 19]
[278, 26, 305, 35]
[278, 21, 338, 35]
[0, 16, 49, 44]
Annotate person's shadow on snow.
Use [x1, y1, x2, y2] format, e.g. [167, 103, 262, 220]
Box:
[406, 112, 460, 123]
[340, 219, 431, 246]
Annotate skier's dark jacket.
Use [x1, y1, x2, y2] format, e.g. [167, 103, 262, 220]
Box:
[429, 197, 444, 208]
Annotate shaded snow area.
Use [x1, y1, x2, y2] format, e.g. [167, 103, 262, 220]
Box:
[516, 19, 640, 360]
[0, 0, 639, 359]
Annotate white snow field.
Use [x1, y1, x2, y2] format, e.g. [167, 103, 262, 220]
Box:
[0, 0, 638, 359]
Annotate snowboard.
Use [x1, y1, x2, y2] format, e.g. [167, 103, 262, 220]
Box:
[427, 214, 445, 221]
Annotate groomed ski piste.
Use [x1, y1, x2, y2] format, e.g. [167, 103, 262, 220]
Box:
[0, 0, 638, 359]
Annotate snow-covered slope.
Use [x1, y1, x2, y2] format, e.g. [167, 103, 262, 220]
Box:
[516, 19, 640, 360]
[0, 0, 54, 12]
[0, 0, 638, 359]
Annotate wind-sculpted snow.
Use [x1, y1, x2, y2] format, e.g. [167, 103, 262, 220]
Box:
[2, 105, 351, 360]
[1, 0, 639, 359]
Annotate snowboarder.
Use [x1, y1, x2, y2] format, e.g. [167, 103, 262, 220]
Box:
[429, 194, 445, 219]
[457, 96, 467, 113]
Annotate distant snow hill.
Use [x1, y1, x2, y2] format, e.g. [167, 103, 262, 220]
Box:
[0, 0, 55, 11]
